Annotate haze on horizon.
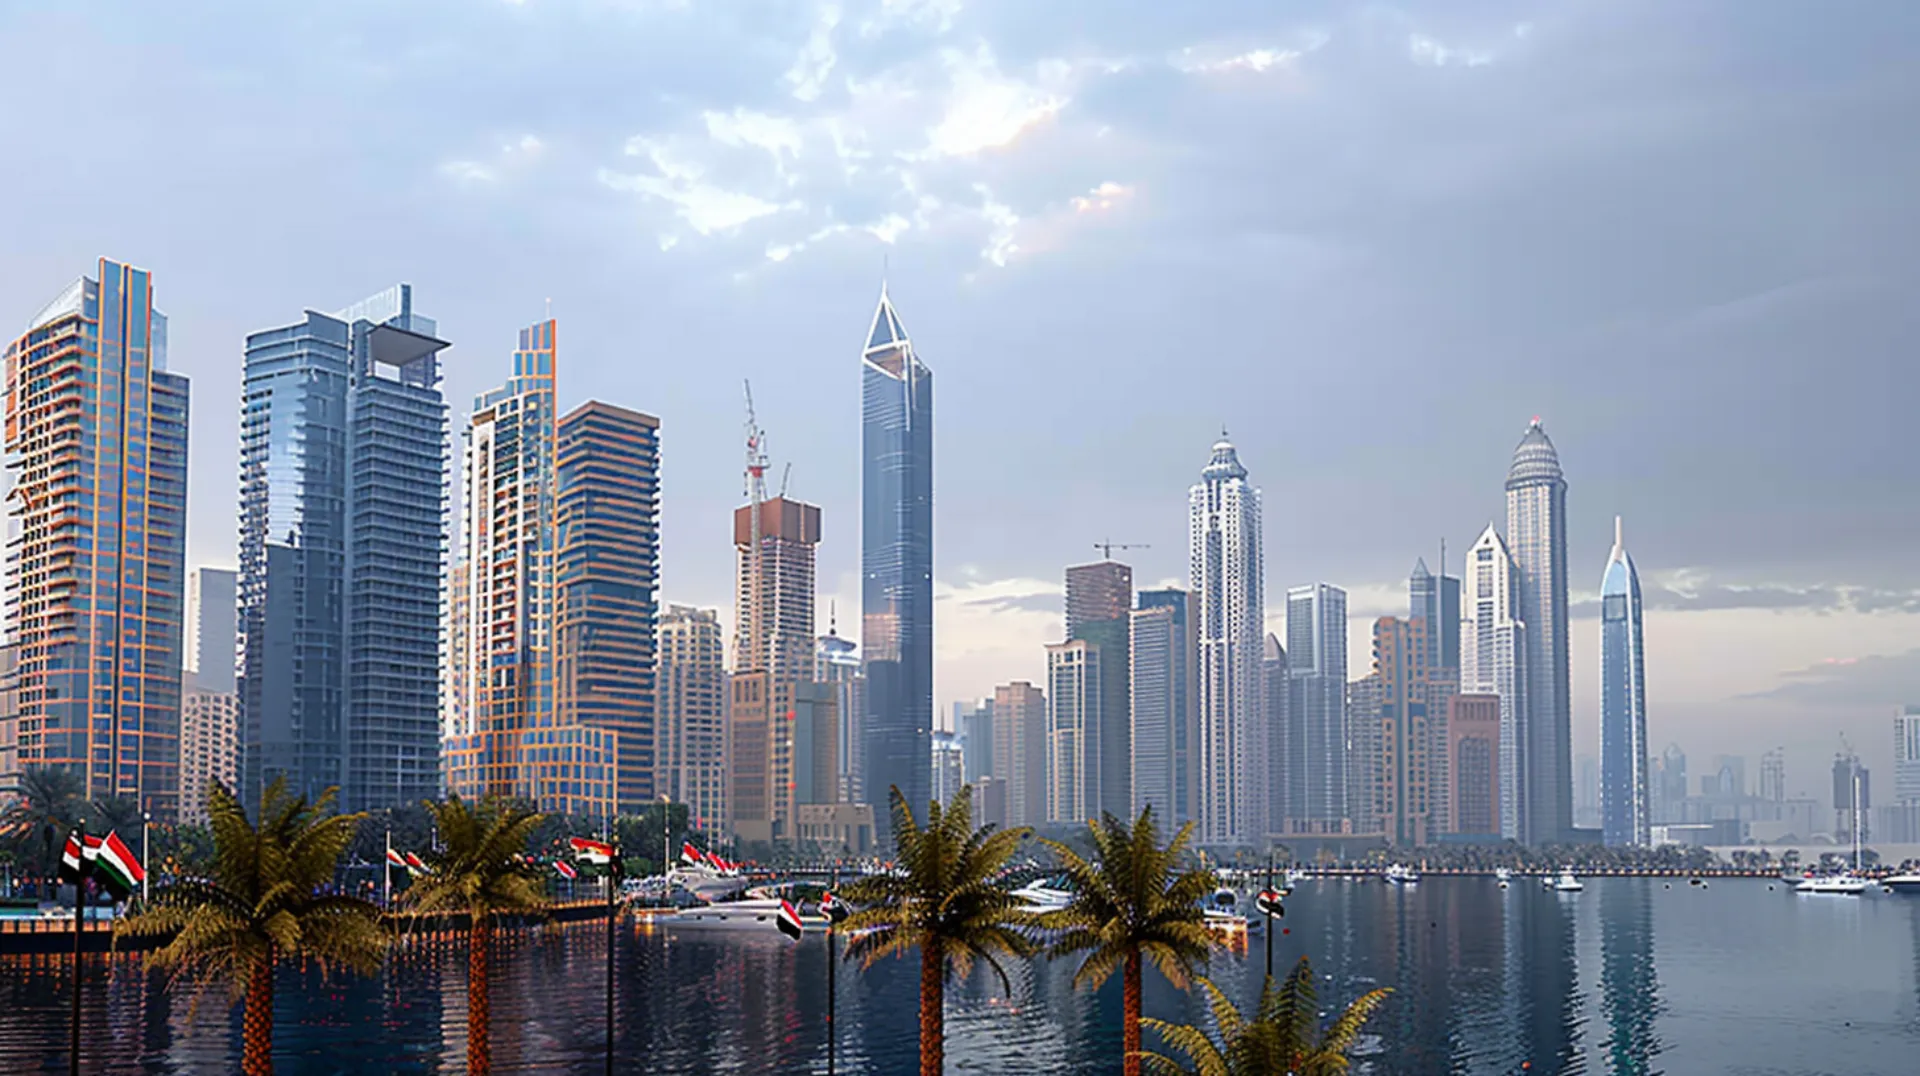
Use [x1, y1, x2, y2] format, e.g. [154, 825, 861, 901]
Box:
[1, 0, 1914, 795]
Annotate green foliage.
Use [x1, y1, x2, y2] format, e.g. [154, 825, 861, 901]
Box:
[0, 767, 89, 877]
[115, 778, 385, 1003]
[840, 785, 1036, 993]
[152, 822, 216, 876]
[1141, 957, 1391, 1076]
[349, 803, 435, 866]
[1040, 806, 1218, 992]
[91, 794, 144, 834]
[403, 796, 548, 924]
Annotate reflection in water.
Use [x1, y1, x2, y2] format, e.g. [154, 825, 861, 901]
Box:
[1599, 880, 1663, 1074]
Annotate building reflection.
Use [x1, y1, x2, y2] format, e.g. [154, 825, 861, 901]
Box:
[1597, 879, 1662, 1073]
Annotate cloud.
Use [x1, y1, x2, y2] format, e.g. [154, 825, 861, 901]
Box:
[785, 3, 840, 102]
[1566, 569, 1920, 618]
[1741, 650, 1920, 707]
[1407, 34, 1493, 69]
[598, 136, 794, 234]
[438, 133, 545, 185]
[860, 0, 963, 37]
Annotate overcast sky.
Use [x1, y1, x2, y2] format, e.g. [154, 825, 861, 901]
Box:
[3, 0, 1915, 799]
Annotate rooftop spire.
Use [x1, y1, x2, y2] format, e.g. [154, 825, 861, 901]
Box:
[1612, 514, 1624, 556]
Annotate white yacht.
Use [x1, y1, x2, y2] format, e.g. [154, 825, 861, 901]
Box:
[1881, 871, 1920, 895]
[1552, 868, 1583, 893]
[667, 862, 751, 903]
[1382, 864, 1420, 885]
[1495, 868, 1513, 889]
[668, 896, 828, 931]
[1285, 868, 1309, 888]
[1203, 886, 1248, 934]
[1800, 770, 1873, 896]
[1011, 877, 1075, 916]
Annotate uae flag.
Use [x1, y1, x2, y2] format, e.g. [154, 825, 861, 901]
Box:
[385, 848, 407, 869]
[91, 831, 144, 900]
[553, 860, 578, 880]
[819, 890, 850, 924]
[58, 833, 88, 885]
[1254, 889, 1285, 920]
[570, 837, 615, 865]
[403, 852, 428, 877]
[775, 898, 805, 940]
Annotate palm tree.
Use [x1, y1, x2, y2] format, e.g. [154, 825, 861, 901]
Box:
[1142, 956, 1390, 1076]
[403, 795, 546, 1076]
[840, 785, 1035, 1076]
[1040, 807, 1218, 1076]
[0, 766, 87, 879]
[116, 778, 383, 1076]
[92, 793, 144, 834]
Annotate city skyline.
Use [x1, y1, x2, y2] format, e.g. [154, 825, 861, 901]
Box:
[2, 1, 1914, 793]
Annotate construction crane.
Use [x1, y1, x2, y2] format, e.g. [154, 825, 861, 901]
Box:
[742, 381, 770, 670]
[1093, 539, 1150, 560]
[779, 462, 793, 499]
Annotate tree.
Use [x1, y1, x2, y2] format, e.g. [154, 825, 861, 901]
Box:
[1040, 807, 1218, 1076]
[403, 796, 547, 1076]
[92, 794, 144, 834]
[1142, 956, 1391, 1076]
[116, 778, 383, 1076]
[840, 786, 1034, 1076]
[0, 766, 88, 879]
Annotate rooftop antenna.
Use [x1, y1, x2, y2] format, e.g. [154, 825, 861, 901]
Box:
[545, 297, 552, 320]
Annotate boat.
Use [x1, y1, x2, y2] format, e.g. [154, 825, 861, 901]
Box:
[1011, 876, 1075, 916]
[1882, 871, 1920, 894]
[1382, 864, 1420, 886]
[1203, 886, 1248, 934]
[667, 896, 828, 931]
[1798, 770, 1872, 897]
[1285, 868, 1308, 888]
[667, 861, 751, 903]
[1552, 868, 1583, 893]
[1495, 868, 1512, 889]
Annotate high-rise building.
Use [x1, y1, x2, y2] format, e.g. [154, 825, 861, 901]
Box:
[1599, 516, 1650, 847]
[1425, 669, 1458, 835]
[1046, 640, 1101, 823]
[1066, 561, 1132, 820]
[1263, 635, 1289, 841]
[1505, 418, 1572, 843]
[860, 284, 933, 834]
[790, 681, 839, 808]
[816, 615, 864, 804]
[1133, 589, 1197, 825]
[731, 495, 822, 843]
[1654, 744, 1688, 824]
[993, 681, 1048, 827]
[1189, 434, 1266, 846]
[1896, 707, 1920, 803]
[1369, 618, 1431, 847]
[241, 284, 446, 813]
[1446, 694, 1501, 837]
[1461, 524, 1528, 841]
[1409, 557, 1461, 676]
[932, 731, 964, 806]
[189, 568, 238, 694]
[958, 699, 994, 784]
[1284, 584, 1348, 832]
[1712, 755, 1746, 798]
[1345, 674, 1382, 835]
[660, 606, 727, 836]
[1575, 754, 1601, 831]
[0, 645, 18, 795]
[180, 691, 239, 823]
[7, 259, 188, 817]
[1833, 753, 1870, 839]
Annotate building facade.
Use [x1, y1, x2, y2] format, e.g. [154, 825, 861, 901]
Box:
[1284, 583, 1348, 832]
[1370, 617, 1431, 847]
[732, 495, 822, 843]
[1409, 558, 1461, 677]
[932, 730, 964, 806]
[241, 284, 446, 813]
[6, 259, 188, 817]
[1189, 435, 1266, 846]
[1263, 635, 1288, 841]
[993, 681, 1048, 827]
[1896, 707, 1920, 804]
[816, 618, 864, 804]
[660, 605, 727, 837]
[1131, 593, 1197, 824]
[860, 284, 933, 834]
[1446, 694, 1502, 838]
[1046, 640, 1101, 824]
[1599, 516, 1650, 847]
[1066, 560, 1132, 820]
[958, 699, 994, 785]
[1461, 523, 1528, 841]
[1506, 419, 1572, 843]
[189, 567, 238, 694]
[180, 690, 239, 823]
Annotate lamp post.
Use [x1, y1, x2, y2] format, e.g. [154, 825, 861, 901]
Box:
[141, 811, 151, 905]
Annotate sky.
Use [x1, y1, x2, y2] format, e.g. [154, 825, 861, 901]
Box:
[2, 0, 1916, 801]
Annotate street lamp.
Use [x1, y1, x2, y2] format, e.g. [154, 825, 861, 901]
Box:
[141, 812, 151, 904]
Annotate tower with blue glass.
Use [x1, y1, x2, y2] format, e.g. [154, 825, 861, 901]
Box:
[1599, 516, 1649, 847]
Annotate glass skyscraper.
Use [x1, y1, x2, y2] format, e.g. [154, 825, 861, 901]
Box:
[1189, 435, 1265, 845]
[1599, 516, 1649, 847]
[860, 284, 932, 832]
[239, 284, 449, 813]
[1132, 589, 1196, 825]
[1284, 583, 1347, 831]
[1462, 523, 1528, 841]
[5, 259, 189, 817]
[1506, 418, 1572, 844]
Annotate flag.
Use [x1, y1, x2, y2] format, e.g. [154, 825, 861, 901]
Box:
[570, 837, 614, 865]
[681, 841, 702, 866]
[554, 860, 578, 880]
[93, 831, 145, 900]
[404, 852, 428, 877]
[1255, 888, 1285, 920]
[775, 898, 805, 940]
[820, 890, 850, 925]
[386, 848, 407, 869]
[58, 834, 86, 885]
[702, 850, 725, 870]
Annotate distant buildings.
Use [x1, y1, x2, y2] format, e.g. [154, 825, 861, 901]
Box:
[1505, 419, 1573, 843]
[731, 495, 822, 843]
[1599, 516, 1650, 847]
[1833, 753, 1870, 840]
[1409, 557, 1461, 677]
[993, 681, 1048, 828]
[1760, 748, 1787, 803]
[1446, 695, 1501, 838]
[189, 568, 238, 694]
[957, 699, 994, 785]
[1189, 434, 1266, 846]
[1046, 640, 1100, 824]
[1132, 589, 1197, 825]
[861, 284, 933, 833]
[241, 284, 445, 814]
[1284, 584, 1348, 833]
[1368, 617, 1431, 847]
[1460, 524, 1527, 841]
[816, 615, 864, 804]
[180, 692, 239, 824]
[8, 259, 189, 817]
[660, 606, 727, 837]
[1066, 560, 1132, 820]
[1896, 707, 1920, 804]
[932, 731, 964, 806]
[1263, 635, 1288, 842]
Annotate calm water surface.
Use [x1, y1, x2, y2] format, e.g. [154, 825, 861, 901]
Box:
[3, 878, 1916, 1074]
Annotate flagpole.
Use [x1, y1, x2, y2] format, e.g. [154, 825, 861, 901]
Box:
[828, 868, 838, 1076]
[1264, 853, 1274, 983]
[69, 821, 86, 1076]
[605, 838, 619, 1076]
[384, 826, 393, 909]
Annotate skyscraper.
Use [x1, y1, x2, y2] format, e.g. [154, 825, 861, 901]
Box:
[1506, 418, 1572, 843]
[179, 691, 238, 824]
[860, 284, 933, 832]
[1461, 524, 1528, 840]
[1599, 516, 1650, 847]
[660, 605, 727, 836]
[732, 495, 822, 843]
[1369, 617, 1431, 846]
[816, 614, 864, 803]
[1760, 748, 1787, 803]
[958, 699, 994, 784]
[1446, 694, 1501, 837]
[992, 681, 1048, 827]
[1345, 674, 1382, 835]
[932, 730, 964, 805]
[1190, 435, 1265, 846]
[1896, 707, 1920, 804]
[1263, 634, 1289, 842]
[7, 259, 189, 817]
[1046, 640, 1100, 823]
[1409, 557, 1461, 676]
[241, 284, 447, 813]
[1284, 584, 1347, 831]
[189, 567, 238, 694]
[1133, 589, 1197, 825]
[1066, 560, 1132, 819]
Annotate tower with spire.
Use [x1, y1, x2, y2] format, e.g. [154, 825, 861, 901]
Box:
[860, 282, 933, 839]
[1600, 515, 1649, 847]
[1505, 418, 1572, 844]
[1189, 431, 1266, 845]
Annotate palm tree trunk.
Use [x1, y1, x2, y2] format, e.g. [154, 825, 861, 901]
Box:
[919, 939, 944, 1076]
[469, 916, 492, 1076]
[242, 951, 274, 1076]
[1123, 950, 1143, 1076]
